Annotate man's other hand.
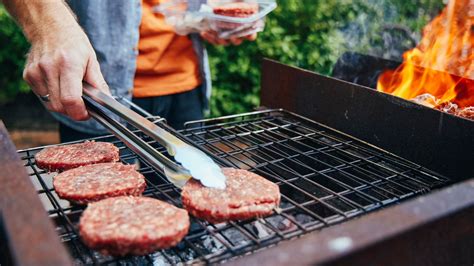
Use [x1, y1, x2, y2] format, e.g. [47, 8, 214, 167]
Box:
[200, 31, 257, 46]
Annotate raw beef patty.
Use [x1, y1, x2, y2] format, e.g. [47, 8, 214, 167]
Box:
[79, 196, 190, 256]
[35, 141, 119, 172]
[181, 168, 280, 223]
[53, 162, 145, 204]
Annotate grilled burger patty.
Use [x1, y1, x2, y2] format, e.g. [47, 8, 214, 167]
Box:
[181, 168, 280, 223]
[53, 163, 146, 205]
[35, 141, 119, 172]
[80, 196, 190, 256]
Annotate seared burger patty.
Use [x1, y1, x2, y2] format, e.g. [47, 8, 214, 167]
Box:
[35, 141, 119, 172]
[79, 196, 190, 256]
[53, 163, 145, 205]
[181, 168, 280, 223]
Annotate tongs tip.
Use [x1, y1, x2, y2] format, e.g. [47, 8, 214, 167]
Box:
[174, 145, 227, 189]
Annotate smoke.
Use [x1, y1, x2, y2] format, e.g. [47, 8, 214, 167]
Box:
[328, 0, 445, 86]
[334, 0, 444, 62]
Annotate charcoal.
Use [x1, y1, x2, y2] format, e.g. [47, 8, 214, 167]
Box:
[411, 93, 440, 108]
[436, 101, 459, 114]
[457, 106, 474, 120]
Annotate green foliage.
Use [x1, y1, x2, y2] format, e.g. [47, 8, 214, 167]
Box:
[0, 1, 444, 116]
[208, 0, 373, 116]
[207, 0, 444, 117]
[0, 4, 30, 103]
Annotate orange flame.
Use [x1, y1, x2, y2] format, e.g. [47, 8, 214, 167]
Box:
[377, 0, 474, 109]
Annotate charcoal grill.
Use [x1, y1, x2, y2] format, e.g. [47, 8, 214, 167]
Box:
[0, 59, 473, 265]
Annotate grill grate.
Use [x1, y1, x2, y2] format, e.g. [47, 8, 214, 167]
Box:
[18, 109, 449, 265]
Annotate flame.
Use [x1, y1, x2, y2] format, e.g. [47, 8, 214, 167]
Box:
[377, 0, 474, 108]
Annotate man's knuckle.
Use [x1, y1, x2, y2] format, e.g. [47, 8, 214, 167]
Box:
[24, 63, 35, 74]
[22, 69, 32, 82]
[23, 66, 40, 83]
[56, 50, 72, 66]
[38, 60, 53, 73]
[58, 50, 82, 68]
[60, 96, 81, 106]
[74, 112, 89, 121]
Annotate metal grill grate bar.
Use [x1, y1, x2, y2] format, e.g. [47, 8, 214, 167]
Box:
[18, 109, 449, 265]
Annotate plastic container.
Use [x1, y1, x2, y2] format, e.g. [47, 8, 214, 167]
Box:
[154, 0, 277, 39]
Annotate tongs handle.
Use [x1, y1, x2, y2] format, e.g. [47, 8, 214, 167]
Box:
[82, 84, 185, 154]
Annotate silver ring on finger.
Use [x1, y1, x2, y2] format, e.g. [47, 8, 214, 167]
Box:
[38, 94, 50, 102]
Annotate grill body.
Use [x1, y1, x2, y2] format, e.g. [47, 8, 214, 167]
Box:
[261, 59, 474, 179]
[11, 110, 452, 265]
[0, 60, 472, 265]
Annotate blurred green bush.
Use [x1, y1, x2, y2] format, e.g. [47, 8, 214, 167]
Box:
[0, 5, 30, 103]
[206, 0, 444, 117]
[0, 1, 443, 116]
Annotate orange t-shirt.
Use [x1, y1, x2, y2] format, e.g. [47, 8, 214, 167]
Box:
[133, 0, 201, 98]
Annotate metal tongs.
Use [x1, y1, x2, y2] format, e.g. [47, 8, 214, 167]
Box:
[82, 84, 226, 189]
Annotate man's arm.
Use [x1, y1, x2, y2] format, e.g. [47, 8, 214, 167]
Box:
[2, 0, 109, 120]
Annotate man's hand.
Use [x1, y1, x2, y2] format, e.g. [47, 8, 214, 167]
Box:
[201, 31, 257, 46]
[23, 23, 107, 120]
[3, 0, 109, 121]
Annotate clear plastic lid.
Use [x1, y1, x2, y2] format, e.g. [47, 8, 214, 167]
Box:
[154, 0, 277, 39]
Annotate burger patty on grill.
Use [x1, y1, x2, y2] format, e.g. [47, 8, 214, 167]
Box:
[181, 168, 280, 223]
[35, 141, 119, 172]
[53, 163, 146, 205]
[79, 196, 190, 256]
